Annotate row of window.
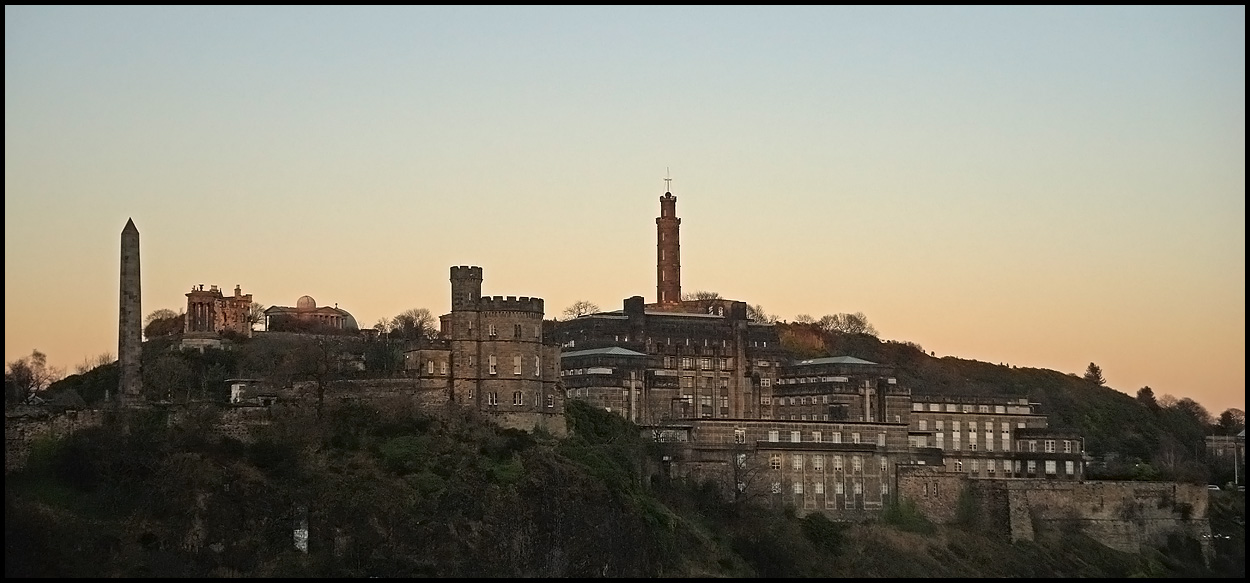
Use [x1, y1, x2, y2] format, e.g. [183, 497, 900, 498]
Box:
[926, 434, 1077, 454]
[423, 360, 450, 375]
[662, 356, 734, 370]
[463, 322, 542, 339]
[771, 481, 886, 496]
[485, 355, 543, 376]
[768, 453, 890, 473]
[619, 336, 744, 348]
[952, 459, 1077, 475]
[919, 420, 1023, 432]
[483, 391, 556, 408]
[912, 402, 1031, 414]
[678, 376, 730, 389]
[416, 354, 548, 377]
[778, 395, 835, 406]
[755, 429, 888, 446]
[930, 432, 1009, 451]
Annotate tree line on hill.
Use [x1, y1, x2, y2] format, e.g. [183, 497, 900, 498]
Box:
[8, 305, 1245, 487]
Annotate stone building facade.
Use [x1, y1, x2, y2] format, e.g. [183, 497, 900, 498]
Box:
[398, 266, 565, 432]
[908, 395, 1086, 480]
[184, 284, 255, 337]
[771, 356, 911, 423]
[664, 418, 943, 519]
[553, 296, 785, 424]
[896, 466, 1212, 557]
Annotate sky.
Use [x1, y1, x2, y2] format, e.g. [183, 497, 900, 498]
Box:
[5, 6, 1244, 414]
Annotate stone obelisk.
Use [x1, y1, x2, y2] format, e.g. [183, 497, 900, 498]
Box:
[118, 218, 142, 403]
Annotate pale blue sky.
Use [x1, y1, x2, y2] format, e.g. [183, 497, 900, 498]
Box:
[5, 6, 1244, 412]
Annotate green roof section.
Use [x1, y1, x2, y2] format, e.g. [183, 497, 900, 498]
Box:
[560, 346, 648, 359]
[794, 356, 878, 366]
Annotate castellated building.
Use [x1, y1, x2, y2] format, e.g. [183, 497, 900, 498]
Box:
[401, 266, 563, 430]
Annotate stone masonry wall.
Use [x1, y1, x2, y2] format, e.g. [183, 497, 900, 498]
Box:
[898, 467, 1211, 558]
[5, 408, 107, 473]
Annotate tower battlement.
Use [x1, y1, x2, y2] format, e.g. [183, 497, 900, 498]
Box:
[450, 265, 484, 280]
[450, 265, 484, 311]
[477, 295, 545, 315]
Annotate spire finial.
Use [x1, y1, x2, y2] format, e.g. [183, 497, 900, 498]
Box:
[664, 167, 672, 193]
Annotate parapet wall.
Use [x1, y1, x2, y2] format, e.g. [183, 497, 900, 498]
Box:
[898, 467, 1211, 558]
[477, 296, 545, 315]
[5, 377, 566, 473]
[450, 265, 484, 280]
[1004, 480, 1211, 555]
[5, 408, 107, 473]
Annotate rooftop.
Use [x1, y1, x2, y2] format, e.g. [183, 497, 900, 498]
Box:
[560, 346, 648, 359]
[793, 356, 879, 366]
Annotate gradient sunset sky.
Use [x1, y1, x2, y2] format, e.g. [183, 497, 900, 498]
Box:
[5, 6, 1244, 413]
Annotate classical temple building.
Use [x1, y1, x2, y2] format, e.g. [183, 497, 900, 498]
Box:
[263, 295, 359, 333]
[181, 283, 254, 350]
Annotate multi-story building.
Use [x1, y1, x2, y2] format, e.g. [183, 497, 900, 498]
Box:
[554, 296, 785, 424]
[908, 395, 1085, 480]
[771, 356, 911, 423]
[552, 186, 785, 424]
[553, 180, 1089, 519]
[401, 266, 564, 427]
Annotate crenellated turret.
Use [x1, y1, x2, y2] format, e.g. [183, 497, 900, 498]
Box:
[477, 295, 545, 315]
[450, 265, 484, 311]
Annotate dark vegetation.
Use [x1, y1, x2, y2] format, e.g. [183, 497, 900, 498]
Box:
[7, 400, 1240, 577]
[9, 317, 1244, 576]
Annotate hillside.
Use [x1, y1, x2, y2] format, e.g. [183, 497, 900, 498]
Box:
[5, 400, 1243, 577]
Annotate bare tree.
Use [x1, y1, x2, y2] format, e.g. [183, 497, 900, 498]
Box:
[5, 349, 64, 404]
[682, 290, 723, 301]
[245, 302, 267, 331]
[144, 310, 185, 339]
[373, 318, 392, 335]
[816, 312, 878, 336]
[391, 308, 437, 340]
[73, 352, 116, 375]
[561, 300, 600, 319]
[145, 308, 179, 327]
[746, 304, 777, 324]
[793, 314, 815, 324]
